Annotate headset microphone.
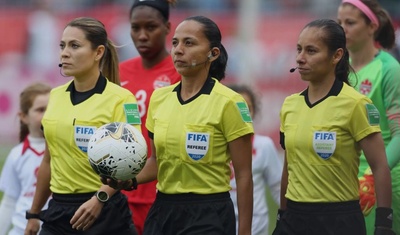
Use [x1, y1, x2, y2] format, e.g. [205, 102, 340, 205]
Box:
[58, 63, 69, 77]
[289, 67, 298, 73]
[180, 53, 213, 68]
[185, 54, 213, 68]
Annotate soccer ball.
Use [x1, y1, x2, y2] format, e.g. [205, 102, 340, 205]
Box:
[87, 122, 147, 181]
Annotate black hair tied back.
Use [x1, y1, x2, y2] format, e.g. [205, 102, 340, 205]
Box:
[131, 0, 177, 20]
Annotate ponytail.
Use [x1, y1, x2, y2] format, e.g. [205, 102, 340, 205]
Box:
[375, 8, 395, 49]
[101, 39, 120, 85]
[210, 44, 228, 81]
[359, 0, 396, 49]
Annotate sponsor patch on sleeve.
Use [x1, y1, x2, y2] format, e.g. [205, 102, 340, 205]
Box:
[124, 103, 141, 124]
[365, 103, 380, 125]
[236, 102, 252, 123]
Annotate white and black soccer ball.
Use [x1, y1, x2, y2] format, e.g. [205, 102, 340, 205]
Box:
[87, 122, 147, 181]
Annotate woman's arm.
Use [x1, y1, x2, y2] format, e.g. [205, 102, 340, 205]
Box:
[359, 132, 392, 208]
[29, 145, 52, 213]
[264, 140, 283, 204]
[25, 145, 52, 235]
[359, 132, 394, 232]
[279, 152, 288, 210]
[136, 139, 158, 184]
[229, 134, 253, 235]
[382, 62, 400, 169]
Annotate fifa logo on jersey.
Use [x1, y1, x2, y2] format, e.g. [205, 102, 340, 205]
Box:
[187, 133, 208, 142]
[76, 127, 95, 135]
[75, 125, 97, 153]
[313, 131, 336, 160]
[314, 132, 335, 140]
[186, 132, 210, 161]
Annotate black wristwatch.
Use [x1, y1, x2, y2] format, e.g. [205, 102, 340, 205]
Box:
[94, 191, 109, 203]
[25, 210, 40, 220]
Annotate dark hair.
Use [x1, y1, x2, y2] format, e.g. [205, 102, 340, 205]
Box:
[130, 0, 175, 22]
[66, 17, 120, 85]
[304, 19, 353, 85]
[19, 82, 52, 142]
[360, 0, 395, 49]
[228, 84, 259, 117]
[184, 15, 228, 81]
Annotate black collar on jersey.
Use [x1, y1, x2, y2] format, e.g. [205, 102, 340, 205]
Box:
[66, 73, 107, 105]
[300, 79, 343, 108]
[173, 76, 215, 105]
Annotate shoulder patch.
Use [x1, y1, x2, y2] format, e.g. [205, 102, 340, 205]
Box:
[365, 103, 380, 125]
[124, 103, 141, 125]
[236, 102, 252, 123]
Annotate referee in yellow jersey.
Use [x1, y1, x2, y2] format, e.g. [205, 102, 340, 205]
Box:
[25, 17, 140, 235]
[273, 19, 394, 235]
[104, 15, 254, 235]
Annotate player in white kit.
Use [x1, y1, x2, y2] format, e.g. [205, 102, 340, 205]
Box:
[0, 82, 51, 235]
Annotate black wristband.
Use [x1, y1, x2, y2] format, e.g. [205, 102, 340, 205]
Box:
[25, 210, 40, 220]
[124, 178, 138, 191]
[375, 207, 393, 228]
[277, 209, 285, 221]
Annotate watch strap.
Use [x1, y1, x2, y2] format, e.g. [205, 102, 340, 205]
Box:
[124, 178, 138, 191]
[25, 211, 40, 220]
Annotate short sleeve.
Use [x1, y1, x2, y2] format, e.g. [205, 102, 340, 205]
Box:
[349, 97, 381, 142]
[113, 93, 142, 133]
[221, 94, 254, 142]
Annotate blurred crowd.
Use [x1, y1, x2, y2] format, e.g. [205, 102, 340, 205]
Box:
[4, 0, 399, 15]
[0, 0, 399, 144]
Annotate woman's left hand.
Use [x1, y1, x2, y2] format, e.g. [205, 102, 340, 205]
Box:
[100, 176, 132, 190]
[70, 197, 103, 231]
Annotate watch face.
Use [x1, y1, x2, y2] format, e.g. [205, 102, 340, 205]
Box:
[97, 191, 109, 202]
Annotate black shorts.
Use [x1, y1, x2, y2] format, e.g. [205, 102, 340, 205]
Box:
[276, 200, 366, 235]
[39, 191, 137, 235]
[143, 191, 235, 235]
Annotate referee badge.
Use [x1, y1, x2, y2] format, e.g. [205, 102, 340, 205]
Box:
[365, 104, 380, 125]
[124, 103, 141, 125]
[74, 125, 97, 152]
[236, 102, 252, 123]
[313, 131, 336, 160]
[186, 132, 210, 161]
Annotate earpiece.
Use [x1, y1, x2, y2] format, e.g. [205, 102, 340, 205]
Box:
[208, 53, 212, 59]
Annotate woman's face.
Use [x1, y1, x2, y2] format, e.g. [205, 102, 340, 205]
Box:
[130, 6, 170, 59]
[337, 4, 375, 52]
[20, 93, 49, 138]
[171, 20, 212, 76]
[296, 27, 337, 83]
[60, 26, 102, 78]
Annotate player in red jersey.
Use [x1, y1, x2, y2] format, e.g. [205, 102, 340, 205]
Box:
[119, 0, 180, 234]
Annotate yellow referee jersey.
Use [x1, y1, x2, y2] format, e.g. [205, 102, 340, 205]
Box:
[146, 77, 254, 194]
[42, 76, 141, 193]
[280, 80, 380, 202]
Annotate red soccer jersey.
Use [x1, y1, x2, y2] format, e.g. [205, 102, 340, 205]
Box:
[119, 56, 181, 203]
